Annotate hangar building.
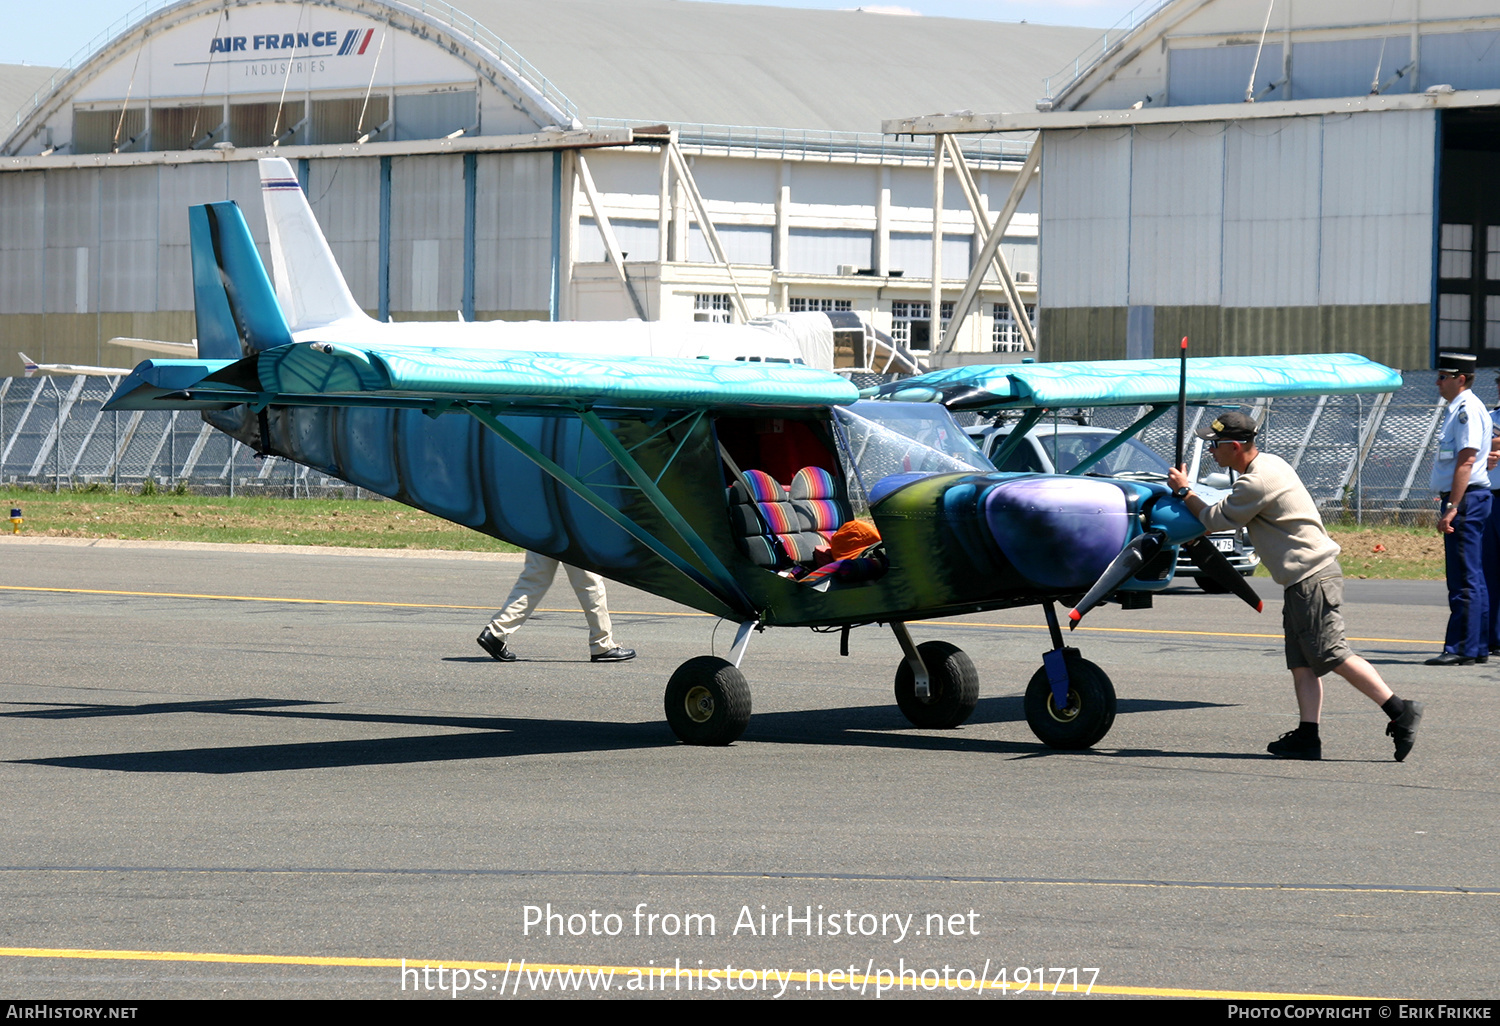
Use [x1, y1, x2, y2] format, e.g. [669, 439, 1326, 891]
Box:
[887, 0, 1500, 369]
[0, 0, 1099, 370]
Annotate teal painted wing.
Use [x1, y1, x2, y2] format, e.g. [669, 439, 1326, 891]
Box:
[875, 354, 1403, 409]
[105, 344, 860, 412]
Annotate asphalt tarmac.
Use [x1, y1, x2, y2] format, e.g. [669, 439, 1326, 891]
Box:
[1, 540, 1496, 1000]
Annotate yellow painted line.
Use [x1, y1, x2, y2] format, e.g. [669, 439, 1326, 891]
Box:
[924, 619, 1440, 647]
[1, 585, 1440, 645]
[0, 946, 1381, 999]
[0, 585, 711, 618]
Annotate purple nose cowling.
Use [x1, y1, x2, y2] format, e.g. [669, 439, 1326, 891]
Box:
[983, 477, 1130, 591]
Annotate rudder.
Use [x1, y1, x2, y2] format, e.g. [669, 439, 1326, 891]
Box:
[190, 201, 294, 359]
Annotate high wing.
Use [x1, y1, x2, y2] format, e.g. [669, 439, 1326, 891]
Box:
[873, 354, 1402, 477]
[873, 354, 1402, 410]
[105, 344, 858, 414]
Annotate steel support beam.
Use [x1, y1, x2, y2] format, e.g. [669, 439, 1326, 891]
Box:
[938, 139, 1041, 356]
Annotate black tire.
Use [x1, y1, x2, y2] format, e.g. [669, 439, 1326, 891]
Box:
[1023, 653, 1116, 749]
[894, 641, 980, 729]
[664, 656, 752, 746]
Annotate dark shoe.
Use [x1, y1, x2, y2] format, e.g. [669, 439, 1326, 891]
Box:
[591, 647, 636, 663]
[1478, 655, 1489, 664]
[1267, 729, 1322, 761]
[1425, 653, 1475, 666]
[1386, 701, 1423, 763]
[477, 627, 516, 662]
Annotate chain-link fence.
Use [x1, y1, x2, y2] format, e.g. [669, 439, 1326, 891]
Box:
[0, 374, 364, 498]
[0, 370, 1473, 523]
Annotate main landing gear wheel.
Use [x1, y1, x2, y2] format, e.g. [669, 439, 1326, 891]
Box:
[894, 641, 980, 729]
[664, 656, 752, 746]
[1023, 655, 1117, 749]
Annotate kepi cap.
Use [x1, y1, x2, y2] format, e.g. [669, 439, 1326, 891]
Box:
[1437, 351, 1477, 376]
[1195, 409, 1258, 442]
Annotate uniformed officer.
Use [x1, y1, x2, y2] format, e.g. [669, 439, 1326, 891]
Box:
[1427, 352, 1493, 666]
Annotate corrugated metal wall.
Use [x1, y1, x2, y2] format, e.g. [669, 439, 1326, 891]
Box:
[390, 156, 465, 314]
[1039, 109, 1436, 367]
[307, 157, 381, 311]
[1039, 127, 1131, 308]
[0, 151, 556, 364]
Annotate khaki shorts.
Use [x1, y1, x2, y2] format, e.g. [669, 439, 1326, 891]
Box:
[1283, 567, 1354, 676]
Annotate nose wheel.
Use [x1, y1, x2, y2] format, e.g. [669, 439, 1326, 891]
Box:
[1023, 653, 1116, 749]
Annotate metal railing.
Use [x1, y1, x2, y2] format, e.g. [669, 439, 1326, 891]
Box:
[588, 118, 1031, 167]
[7, 0, 580, 142]
[1040, 0, 1171, 109]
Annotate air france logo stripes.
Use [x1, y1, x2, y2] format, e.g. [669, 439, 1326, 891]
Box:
[262, 177, 302, 193]
[337, 29, 376, 56]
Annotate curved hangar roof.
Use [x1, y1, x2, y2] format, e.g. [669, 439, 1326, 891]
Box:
[4, 0, 1100, 156]
[1050, 0, 1500, 113]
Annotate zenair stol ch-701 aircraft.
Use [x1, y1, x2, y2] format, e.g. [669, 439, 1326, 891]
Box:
[102, 165, 1402, 750]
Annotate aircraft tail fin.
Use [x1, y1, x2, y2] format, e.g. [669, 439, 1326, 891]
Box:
[189, 201, 295, 360]
[258, 157, 367, 330]
[19, 352, 37, 377]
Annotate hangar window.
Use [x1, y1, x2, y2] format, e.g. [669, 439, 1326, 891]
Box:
[73, 108, 144, 154]
[230, 101, 305, 147]
[891, 300, 951, 351]
[1437, 110, 1500, 361]
[693, 294, 733, 323]
[992, 303, 1035, 352]
[789, 298, 851, 313]
[578, 219, 660, 263]
[310, 96, 389, 144]
[151, 105, 223, 150]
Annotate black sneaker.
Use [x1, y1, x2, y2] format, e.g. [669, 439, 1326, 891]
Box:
[1267, 729, 1322, 760]
[590, 647, 636, 663]
[477, 627, 516, 662]
[1386, 701, 1423, 763]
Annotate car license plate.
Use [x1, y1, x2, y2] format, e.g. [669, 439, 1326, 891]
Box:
[1212, 537, 1236, 552]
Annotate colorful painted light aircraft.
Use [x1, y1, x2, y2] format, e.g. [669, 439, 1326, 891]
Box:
[103, 186, 1401, 751]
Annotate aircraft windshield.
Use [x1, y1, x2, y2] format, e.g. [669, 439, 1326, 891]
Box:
[1038, 432, 1170, 477]
[835, 402, 994, 496]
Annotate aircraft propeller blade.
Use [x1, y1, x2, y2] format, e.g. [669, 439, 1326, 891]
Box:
[1068, 530, 1166, 628]
[1181, 536, 1264, 612]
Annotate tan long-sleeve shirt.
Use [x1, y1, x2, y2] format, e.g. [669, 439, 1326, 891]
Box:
[1196, 451, 1340, 588]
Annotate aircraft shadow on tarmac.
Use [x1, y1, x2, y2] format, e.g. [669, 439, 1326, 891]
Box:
[3, 693, 1249, 774]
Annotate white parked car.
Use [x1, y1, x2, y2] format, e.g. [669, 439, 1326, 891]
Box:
[965, 421, 1260, 590]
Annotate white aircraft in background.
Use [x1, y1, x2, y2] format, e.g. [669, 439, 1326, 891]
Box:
[18, 352, 132, 377]
[256, 156, 818, 365]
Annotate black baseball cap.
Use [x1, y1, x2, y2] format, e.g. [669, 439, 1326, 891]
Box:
[1195, 409, 1257, 442]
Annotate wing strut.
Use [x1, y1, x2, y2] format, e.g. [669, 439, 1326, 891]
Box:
[465, 406, 755, 617]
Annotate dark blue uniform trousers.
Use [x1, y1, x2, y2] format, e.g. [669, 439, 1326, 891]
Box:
[1486, 488, 1500, 651]
[1445, 488, 1493, 658]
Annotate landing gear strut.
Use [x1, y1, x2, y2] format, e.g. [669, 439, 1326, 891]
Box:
[891, 622, 979, 729]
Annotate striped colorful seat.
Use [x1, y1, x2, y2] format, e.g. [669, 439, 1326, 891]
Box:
[789, 466, 849, 548]
[727, 469, 824, 568]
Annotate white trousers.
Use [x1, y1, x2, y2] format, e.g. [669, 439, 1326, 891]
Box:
[487, 551, 616, 655]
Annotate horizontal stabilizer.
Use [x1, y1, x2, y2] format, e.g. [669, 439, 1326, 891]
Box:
[875, 354, 1402, 410]
[104, 344, 859, 413]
